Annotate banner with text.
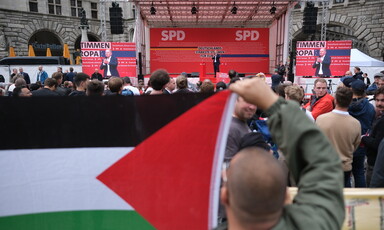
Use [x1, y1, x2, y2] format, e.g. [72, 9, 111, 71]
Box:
[150, 28, 269, 74]
[295, 40, 352, 77]
[81, 42, 136, 78]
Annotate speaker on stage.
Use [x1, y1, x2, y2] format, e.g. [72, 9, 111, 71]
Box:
[109, 6, 123, 34]
[303, 3, 318, 34]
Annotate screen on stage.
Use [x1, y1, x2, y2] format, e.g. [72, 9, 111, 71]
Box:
[295, 40, 352, 77]
[81, 42, 136, 78]
[150, 28, 269, 74]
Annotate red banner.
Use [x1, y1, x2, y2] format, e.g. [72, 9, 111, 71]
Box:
[150, 28, 269, 74]
[81, 42, 136, 78]
[295, 40, 352, 77]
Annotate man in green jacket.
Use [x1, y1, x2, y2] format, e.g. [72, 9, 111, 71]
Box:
[220, 78, 345, 230]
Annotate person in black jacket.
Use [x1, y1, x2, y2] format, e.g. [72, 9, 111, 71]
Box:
[362, 86, 384, 186]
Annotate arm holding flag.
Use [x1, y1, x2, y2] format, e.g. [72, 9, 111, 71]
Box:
[229, 78, 345, 229]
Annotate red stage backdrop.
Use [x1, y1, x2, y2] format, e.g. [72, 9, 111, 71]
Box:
[150, 28, 269, 74]
[295, 40, 352, 77]
[81, 42, 136, 77]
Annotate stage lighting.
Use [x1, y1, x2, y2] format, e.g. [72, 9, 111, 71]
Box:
[150, 2, 156, 15]
[231, 2, 237, 14]
[191, 4, 198, 14]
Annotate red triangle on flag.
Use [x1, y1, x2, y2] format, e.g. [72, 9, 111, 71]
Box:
[97, 91, 232, 230]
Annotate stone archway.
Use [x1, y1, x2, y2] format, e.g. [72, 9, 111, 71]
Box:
[291, 12, 380, 58]
[28, 30, 63, 56]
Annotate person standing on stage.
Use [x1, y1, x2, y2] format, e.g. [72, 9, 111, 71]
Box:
[100, 49, 119, 78]
[212, 50, 221, 77]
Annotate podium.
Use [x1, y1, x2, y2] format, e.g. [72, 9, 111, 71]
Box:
[200, 62, 206, 79]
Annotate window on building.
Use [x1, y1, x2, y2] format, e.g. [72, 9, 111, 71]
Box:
[48, 0, 62, 15]
[132, 5, 136, 19]
[91, 2, 98, 19]
[334, 0, 344, 3]
[29, 0, 38, 12]
[71, 0, 82, 17]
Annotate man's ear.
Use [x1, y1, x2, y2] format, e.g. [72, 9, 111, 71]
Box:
[220, 186, 229, 206]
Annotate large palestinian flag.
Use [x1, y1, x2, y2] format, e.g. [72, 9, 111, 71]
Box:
[0, 91, 235, 230]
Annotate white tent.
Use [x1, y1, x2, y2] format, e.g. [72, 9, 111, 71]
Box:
[350, 49, 384, 67]
[350, 49, 384, 81]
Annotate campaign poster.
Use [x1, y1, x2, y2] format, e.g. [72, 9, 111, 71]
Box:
[81, 42, 136, 78]
[295, 40, 352, 77]
[150, 28, 269, 74]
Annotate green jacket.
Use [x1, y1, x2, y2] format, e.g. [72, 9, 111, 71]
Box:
[268, 98, 345, 230]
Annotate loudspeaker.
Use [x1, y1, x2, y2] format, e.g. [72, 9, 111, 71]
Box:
[287, 51, 294, 83]
[303, 6, 318, 34]
[109, 7, 123, 34]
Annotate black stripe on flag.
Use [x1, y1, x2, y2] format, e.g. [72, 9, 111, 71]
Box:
[0, 93, 213, 149]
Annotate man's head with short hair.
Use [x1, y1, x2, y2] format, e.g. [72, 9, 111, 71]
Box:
[150, 69, 171, 91]
[12, 68, 17, 74]
[38, 66, 43, 71]
[13, 86, 30, 97]
[335, 86, 353, 108]
[319, 48, 326, 57]
[13, 86, 31, 97]
[374, 86, 384, 114]
[69, 67, 74, 72]
[108, 77, 124, 94]
[284, 85, 304, 104]
[314, 78, 328, 98]
[378, 76, 384, 88]
[57, 67, 63, 72]
[216, 81, 227, 91]
[165, 78, 176, 91]
[373, 73, 384, 84]
[354, 67, 361, 73]
[200, 79, 214, 93]
[73, 73, 90, 88]
[105, 49, 112, 58]
[234, 96, 257, 121]
[176, 74, 188, 90]
[228, 70, 238, 79]
[345, 71, 352, 76]
[44, 78, 58, 90]
[221, 147, 287, 229]
[122, 76, 132, 85]
[86, 79, 104, 96]
[15, 78, 27, 88]
[351, 79, 366, 97]
[51, 72, 63, 84]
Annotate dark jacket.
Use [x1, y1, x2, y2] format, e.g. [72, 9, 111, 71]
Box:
[353, 71, 364, 81]
[349, 98, 376, 135]
[349, 97, 376, 157]
[362, 116, 384, 166]
[100, 56, 119, 78]
[32, 88, 60, 96]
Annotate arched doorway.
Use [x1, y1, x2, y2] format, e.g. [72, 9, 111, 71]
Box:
[74, 33, 100, 50]
[28, 30, 63, 56]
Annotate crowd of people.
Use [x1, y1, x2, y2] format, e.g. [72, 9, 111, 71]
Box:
[0, 66, 231, 97]
[1, 63, 384, 229]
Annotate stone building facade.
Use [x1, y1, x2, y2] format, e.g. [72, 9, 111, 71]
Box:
[291, 0, 384, 60]
[0, 0, 136, 59]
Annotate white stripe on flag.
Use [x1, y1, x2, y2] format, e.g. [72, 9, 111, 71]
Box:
[0, 147, 134, 217]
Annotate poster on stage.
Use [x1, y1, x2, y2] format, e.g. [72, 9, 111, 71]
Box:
[150, 28, 269, 74]
[81, 42, 136, 78]
[295, 40, 352, 77]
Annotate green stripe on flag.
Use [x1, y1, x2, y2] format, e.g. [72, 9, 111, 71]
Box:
[0, 210, 155, 230]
